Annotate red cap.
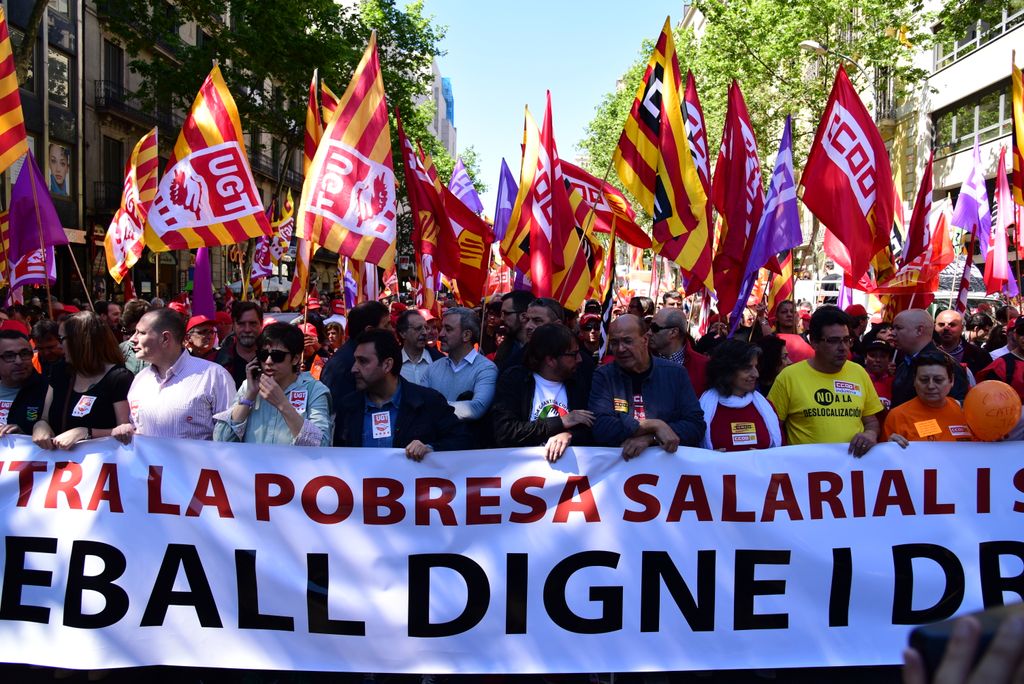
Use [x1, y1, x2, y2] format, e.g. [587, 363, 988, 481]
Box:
[580, 313, 602, 326]
[168, 302, 189, 316]
[306, 295, 321, 309]
[299, 323, 318, 336]
[214, 311, 233, 325]
[331, 299, 346, 315]
[62, 304, 81, 314]
[799, 311, 811, 321]
[0, 320, 30, 336]
[845, 304, 868, 318]
[186, 315, 215, 333]
[417, 308, 435, 321]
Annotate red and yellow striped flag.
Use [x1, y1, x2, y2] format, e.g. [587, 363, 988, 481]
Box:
[288, 74, 328, 310]
[552, 184, 601, 311]
[499, 107, 537, 274]
[0, 8, 28, 174]
[766, 251, 794, 317]
[614, 18, 713, 292]
[144, 65, 271, 250]
[1012, 52, 1023, 205]
[298, 33, 396, 269]
[0, 210, 9, 288]
[105, 127, 159, 283]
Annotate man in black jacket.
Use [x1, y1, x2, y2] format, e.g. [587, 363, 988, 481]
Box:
[0, 330, 49, 436]
[321, 301, 391, 411]
[335, 329, 468, 456]
[892, 308, 970, 408]
[491, 323, 593, 461]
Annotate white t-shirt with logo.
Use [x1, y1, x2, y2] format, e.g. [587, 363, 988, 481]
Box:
[530, 374, 569, 421]
[0, 383, 19, 425]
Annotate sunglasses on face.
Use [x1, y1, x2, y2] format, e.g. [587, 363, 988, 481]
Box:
[648, 322, 677, 334]
[256, 349, 290, 363]
[581, 324, 600, 332]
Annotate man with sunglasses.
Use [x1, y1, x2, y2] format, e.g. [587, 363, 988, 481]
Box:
[648, 307, 708, 395]
[768, 306, 883, 456]
[494, 291, 535, 371]
[0, 330, 49, 436]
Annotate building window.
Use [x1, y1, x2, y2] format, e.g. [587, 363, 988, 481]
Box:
[932, 79, 1013, 155]
[48, 48, 70, 109]
[51, 0, 70, 15]
[104, 40, 124, 90]
[103, 136, 125, 183]
[934, 2, 1024, 70]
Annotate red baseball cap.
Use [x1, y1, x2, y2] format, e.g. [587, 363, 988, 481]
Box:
[331, 299, 346, 315]
[580, 313, 602, 326]
[299, 323, 318, 337]
[0, 320, 30, 336]
[844, 304, 868, 318]
[168, 302, 189, 316]
[62, 304, 81, 314]
[306, 295, 321, 309]
[186, 315, 215, 333]
[214, 311, 233, 325]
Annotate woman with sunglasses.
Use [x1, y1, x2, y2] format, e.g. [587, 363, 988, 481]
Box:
[32, 312, 132, 450]
[214, 322, 332, 446]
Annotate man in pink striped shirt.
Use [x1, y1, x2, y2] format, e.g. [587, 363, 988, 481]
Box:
[112, 308, 235, 442]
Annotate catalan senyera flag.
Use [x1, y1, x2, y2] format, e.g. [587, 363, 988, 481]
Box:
[0, 8, 28, 174]
[1012, 52, 1023, 205]
[286, 239, 313, 310]
[298, 33, 397, 269]
[397, 114, 445, 310]
[144, 66, 271, 250]
[549, 180, 601, 311]
[501, 107, 538, 274]
[105, 128, 159, 283]
[304, 71, 325, 174]
[613, 18, 713, 292]
[290, 74, 326, 309]
[766, 251, 794, 318]
[0, 210, 9, 288]
[322, 81, 339, 119]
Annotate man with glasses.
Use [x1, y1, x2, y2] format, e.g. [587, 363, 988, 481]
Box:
[30, 319, 65, 381]
[590, 314, 704, 460]
[185, 315, 220, 362]
[0, 330, 49, 436]
[396, 309, 441, 386]
[216, 302, 263, 388]
[768, 306, 883, 455]
[648, 306, 708, 395]
[891, 308, 969, 408]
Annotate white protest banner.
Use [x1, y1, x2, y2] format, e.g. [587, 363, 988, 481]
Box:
[0, 436, 1021, 673]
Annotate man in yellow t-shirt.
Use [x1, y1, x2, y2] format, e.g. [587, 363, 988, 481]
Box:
[768, 306, 883, 456]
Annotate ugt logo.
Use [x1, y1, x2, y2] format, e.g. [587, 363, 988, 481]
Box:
[148, 142, 262, 235]
[310, 141, 397, 238]
[814, 388, 835, 406]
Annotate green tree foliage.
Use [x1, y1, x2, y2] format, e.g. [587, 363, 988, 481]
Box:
[579, 0, 988, 202]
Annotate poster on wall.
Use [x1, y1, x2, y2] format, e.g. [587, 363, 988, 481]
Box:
[47, 141, 71, 198]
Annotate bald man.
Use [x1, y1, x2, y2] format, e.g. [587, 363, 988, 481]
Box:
[891, 309, 969, 408]
[935, 309, 991, 375]
[589, 314, 704, 459]
[648, 306, 708, 395]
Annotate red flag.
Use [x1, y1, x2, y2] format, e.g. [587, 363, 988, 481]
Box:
[560, 160, 651, 248]
[711, 81, 764, 317]
[872, 200, 954, 296]
[902, 152, 934, 267]
[800, 67, 895, 283]
[984, 147, 1013, 294]
[442, 184, 493, 305]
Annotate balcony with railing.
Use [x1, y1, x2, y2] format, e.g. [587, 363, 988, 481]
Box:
[94, 80, 183, 134]
[93, 181, 122, 214]
[933, 5, 1024, 71]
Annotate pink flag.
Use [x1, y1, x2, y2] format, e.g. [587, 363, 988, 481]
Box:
[984, 147, 1013, 295]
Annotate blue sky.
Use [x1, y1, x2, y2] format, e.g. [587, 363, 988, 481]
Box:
[422, 0, 683, 214]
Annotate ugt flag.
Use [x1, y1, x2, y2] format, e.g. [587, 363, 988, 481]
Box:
[105, 128, 159, 283]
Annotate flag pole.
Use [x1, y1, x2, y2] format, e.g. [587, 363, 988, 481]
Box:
[26, 159, 54, 318]
[154, 249, 160, 300]
[66, 244, 94, 310]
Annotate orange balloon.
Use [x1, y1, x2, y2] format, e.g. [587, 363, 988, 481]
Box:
[963, 380, 1023, 441]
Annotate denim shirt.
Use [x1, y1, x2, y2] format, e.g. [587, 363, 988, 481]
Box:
[213, 372, 333, 446]
[362, 384, 402, 448]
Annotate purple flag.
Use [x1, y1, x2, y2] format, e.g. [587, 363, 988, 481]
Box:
[950, 134, 991, 258]
[9, 151, 69, 265]
[837, 280, 854, 310]
[344, 259, 358, 309]
[729, 116, 803, 334]
[493, 159, 517, 240]
[192, 247, 216, 318]
[448, 158, 484, 214]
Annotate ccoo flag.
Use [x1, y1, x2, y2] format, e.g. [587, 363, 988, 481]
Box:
[727, 115, 802, 333]
[613, 19, 713, 292]
[145, 66, 271, 250]
[448, 158, 485, 214]
[298, 33, 397, 269]
[105, 128, 159, 283]
[800, 66, 894, 284]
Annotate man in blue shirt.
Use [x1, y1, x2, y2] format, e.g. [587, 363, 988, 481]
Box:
[335, 329, 468, 457]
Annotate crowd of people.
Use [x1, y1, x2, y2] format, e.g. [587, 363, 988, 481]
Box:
[1, 288, 1021, 460]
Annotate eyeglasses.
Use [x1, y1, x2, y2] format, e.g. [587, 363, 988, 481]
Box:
[256, 349, 290, 363]
[189, 328, 216, 338]
[649, 322, 677, 334]
[820, 336, 855, 347]
[581, 324, 600, 332]
[0, 349, 33, 363]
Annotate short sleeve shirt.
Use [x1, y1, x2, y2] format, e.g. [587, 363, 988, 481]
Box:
[883, 397, 974, 442]
[48, 366, 133, 433]
[531, 374, 569, 420]
[767, 360, 883, 445]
